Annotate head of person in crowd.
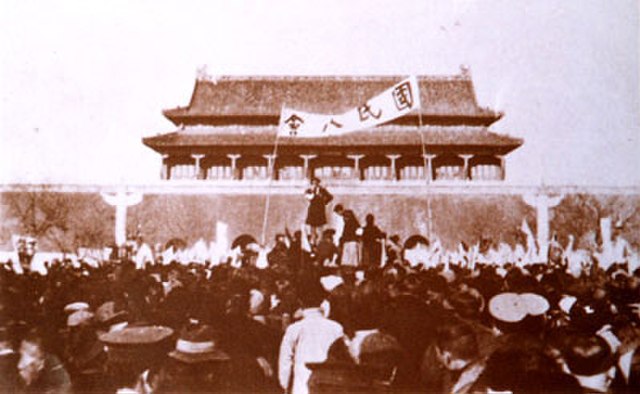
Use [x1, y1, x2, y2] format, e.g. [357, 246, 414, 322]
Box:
[99, 325, 173, 393]
[445, 285, 485, 321]
[272, 233, 288, 250]
[365, 213, 375, 227]
[479, 337, 581, 393]
[165, 324, 231, 392]
[17, 329, 47, 386]
[225, 292, 250, 318]
[333, 203, 345, 216]
[350, 280, 384, 331]
[248, 288, 268, 322]
[434, 321, 479, 371]
[568, 297, 612, 334]
[18, 328, 71, 391]
[561, 333, 617, 393]
[298, 280, 327, 310]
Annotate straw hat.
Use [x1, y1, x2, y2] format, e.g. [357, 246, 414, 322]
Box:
[99, 325, 174, 367]
[168, 325, 229, 364]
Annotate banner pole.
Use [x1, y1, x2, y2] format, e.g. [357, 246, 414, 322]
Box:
[260, 105, 284, 246]
[414, 84, 433, 241]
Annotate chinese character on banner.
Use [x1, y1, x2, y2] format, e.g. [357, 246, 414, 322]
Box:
[284, 113, 304, 136]
[392, 81, 414, 111]
[322, 118, 343, 133]
[358, 102, 382, 122]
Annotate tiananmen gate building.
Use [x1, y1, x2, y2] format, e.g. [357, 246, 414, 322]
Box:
[143, 69, 523, 186]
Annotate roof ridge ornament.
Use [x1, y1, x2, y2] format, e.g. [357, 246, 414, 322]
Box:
[460, 64, 471, 78]
[196, 65, 218, 84]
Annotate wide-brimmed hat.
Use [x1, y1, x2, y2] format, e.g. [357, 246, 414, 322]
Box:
[168, 325, 229, 364]
[99, 325, 174, 346]
[99, 325, 174, 367]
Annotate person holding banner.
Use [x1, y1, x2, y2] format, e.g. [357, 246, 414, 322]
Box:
[304, 177, 333, 246]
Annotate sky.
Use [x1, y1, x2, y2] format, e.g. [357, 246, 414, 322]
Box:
[0, 0, 638, 186]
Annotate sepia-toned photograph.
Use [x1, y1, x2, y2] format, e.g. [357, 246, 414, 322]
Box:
[0, 1, 639, 392]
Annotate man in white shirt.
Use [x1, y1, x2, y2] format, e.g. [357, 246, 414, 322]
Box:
[278, 288, 343, 394]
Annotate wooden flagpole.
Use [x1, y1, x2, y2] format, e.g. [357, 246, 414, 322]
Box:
[414, 80, 433, 240]
[260, 105, 284, 246]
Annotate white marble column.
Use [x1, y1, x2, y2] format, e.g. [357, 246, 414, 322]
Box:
[300, 154, 317, 179]
[191, 154, 205, 180]
[386, 154, 401, 181]
[523, 193, 564, 262]
[460, 154, 473, 181]
[422, 154, 436, 182]
[227, 154, 241, 180]
[347, 154, 364, 181]
[263, 154, 277, 179]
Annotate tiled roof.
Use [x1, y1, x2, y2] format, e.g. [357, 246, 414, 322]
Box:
[143, 125, 523, 153]
[163, 75, 501, 126]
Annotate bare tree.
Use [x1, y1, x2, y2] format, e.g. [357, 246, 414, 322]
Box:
[3, 189, 112, 252]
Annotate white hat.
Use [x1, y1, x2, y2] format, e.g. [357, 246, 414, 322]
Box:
[320, 275, 343, 292]
[64, 302, 90, 314]
[489, 292, 550, 323]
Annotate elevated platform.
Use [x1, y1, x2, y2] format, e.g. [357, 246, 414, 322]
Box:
[1, 181, 638, 196]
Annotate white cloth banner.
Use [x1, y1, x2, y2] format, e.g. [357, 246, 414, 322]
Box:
[278, 76, 420, 137]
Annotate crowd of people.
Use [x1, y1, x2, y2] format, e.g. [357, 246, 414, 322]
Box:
[0, 180, 639, 393]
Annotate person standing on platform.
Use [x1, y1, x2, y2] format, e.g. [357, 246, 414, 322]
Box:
[304, 177, 333, 246]
[361, 214, 384, 268]
[334, 204, 361, 267]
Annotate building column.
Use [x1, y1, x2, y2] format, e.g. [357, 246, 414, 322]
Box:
[523, 193, 564, 262]
[386, 154, 401, 181]
[101, 188, 143, 247]
[347, 154, 364, 181]
[460, 154, 473, 181]
[161, 154, 170, 180]
[300, 154, 317, 179]
[263, 154, 277, 179]
[498, 155, 506, 181]
[422, 154, 436, 182]
[227, 154, 241, 180]
[191, 154, 205, 180]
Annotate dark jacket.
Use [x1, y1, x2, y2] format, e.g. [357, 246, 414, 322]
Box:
[0, 352, 19, 392]
[340, 210, 360, 244]
[361, 223, 384, 267]
[305, 186, 333, 227]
